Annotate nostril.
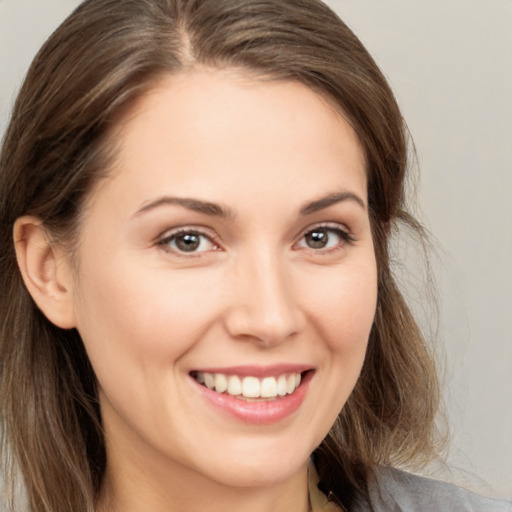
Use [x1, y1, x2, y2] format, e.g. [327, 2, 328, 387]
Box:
[223, 306, 302, 346]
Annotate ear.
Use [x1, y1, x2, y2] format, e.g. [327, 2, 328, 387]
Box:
[13, 216, 77, 329]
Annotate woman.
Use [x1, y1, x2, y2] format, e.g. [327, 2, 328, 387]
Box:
[0, 1, 509, 511]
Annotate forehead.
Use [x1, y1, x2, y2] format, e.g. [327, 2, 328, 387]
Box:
[91, 69, 367, 215]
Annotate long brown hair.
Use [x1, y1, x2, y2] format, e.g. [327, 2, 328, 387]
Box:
[0, 1, 441, 510]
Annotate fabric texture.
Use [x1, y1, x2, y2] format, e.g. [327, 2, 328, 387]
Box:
[309, 462, 512, 512]
[363, 467, 511, 512]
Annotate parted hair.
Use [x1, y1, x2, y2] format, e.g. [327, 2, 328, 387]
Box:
[0, 1, 441, 511]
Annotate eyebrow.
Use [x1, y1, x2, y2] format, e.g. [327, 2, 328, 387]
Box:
[133, 196, 234, 218]
[299, 191, 366, 215]
[133, 190, 365, 219]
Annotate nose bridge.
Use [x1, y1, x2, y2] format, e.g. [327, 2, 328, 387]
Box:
[225, 247, 302, 345]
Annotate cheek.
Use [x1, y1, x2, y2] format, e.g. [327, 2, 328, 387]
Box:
[311, 263, 378, 352]
[295, 260, 377, 442]
[72, 257, 222, 381]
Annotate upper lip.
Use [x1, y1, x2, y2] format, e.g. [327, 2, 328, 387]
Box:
[190, 364, 313, 378]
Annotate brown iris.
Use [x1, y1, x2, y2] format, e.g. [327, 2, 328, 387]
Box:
[175, 232, 201, 252]
[304, 229, 329, 249]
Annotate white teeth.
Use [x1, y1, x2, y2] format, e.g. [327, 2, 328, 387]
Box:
[204, 372, 215, 390]
[227, 375, 242, 395]
[214, 373, 228, 393]
[242, 376, 260, 398]
[277, 375, 287, 396]
[260, 377, 277, 398]
[194, 371, 303, 399]
[286, 375, 296, 394]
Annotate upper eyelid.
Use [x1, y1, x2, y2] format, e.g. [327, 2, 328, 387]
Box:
[296, 221, 353, 240]
[157, 226, 223, 252]
[155, 221, 355, 249]
[293, 224, 357, 254]
[158, 225, 218, 241]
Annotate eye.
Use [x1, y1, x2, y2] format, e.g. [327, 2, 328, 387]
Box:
[297, 225, 354, 251]
[158, 229, 218, 254]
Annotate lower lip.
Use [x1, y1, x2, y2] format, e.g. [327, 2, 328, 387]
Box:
[192, 372, 312, 425]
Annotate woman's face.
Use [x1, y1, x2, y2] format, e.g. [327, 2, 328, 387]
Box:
[69, 70, 377, 491]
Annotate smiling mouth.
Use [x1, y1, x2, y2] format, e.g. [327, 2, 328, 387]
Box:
[190, 371, 305, 401]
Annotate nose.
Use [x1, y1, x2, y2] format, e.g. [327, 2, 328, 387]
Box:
[223, 253, 304, 346]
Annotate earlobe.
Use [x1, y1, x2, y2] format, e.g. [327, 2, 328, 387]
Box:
[13, 216, 77, 329]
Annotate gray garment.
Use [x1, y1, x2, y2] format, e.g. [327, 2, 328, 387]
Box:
[361, 467, 512, 512]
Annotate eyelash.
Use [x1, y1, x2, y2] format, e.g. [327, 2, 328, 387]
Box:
[295, 223, 356, 254]
[156, 223, 355, 256]
[157, 227, 221, 256]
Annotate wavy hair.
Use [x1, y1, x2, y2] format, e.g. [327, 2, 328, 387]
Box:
[0, 1, 441, 510]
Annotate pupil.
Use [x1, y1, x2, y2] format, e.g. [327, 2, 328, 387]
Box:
[176, 233, 200, 252]
[306, 230, 328, 249]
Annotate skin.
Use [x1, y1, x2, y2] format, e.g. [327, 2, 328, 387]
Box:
[19, 70, 378, 512]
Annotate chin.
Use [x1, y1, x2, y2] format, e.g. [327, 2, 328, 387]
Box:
[207, 462, 304, 489]
[194, 439, 312, 489]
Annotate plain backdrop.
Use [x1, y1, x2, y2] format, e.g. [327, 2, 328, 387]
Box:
[1, 0, 511, 500]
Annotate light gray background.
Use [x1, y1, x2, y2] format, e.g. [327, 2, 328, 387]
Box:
[1, 0, 511, 500]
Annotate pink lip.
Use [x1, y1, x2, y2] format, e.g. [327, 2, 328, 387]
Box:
[190, 369, 313, 425]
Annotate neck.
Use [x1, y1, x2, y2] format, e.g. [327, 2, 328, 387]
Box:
[97, 443, 310, 512]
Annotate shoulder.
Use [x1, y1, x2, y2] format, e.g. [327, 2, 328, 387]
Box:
[360, 467, 512, 512]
